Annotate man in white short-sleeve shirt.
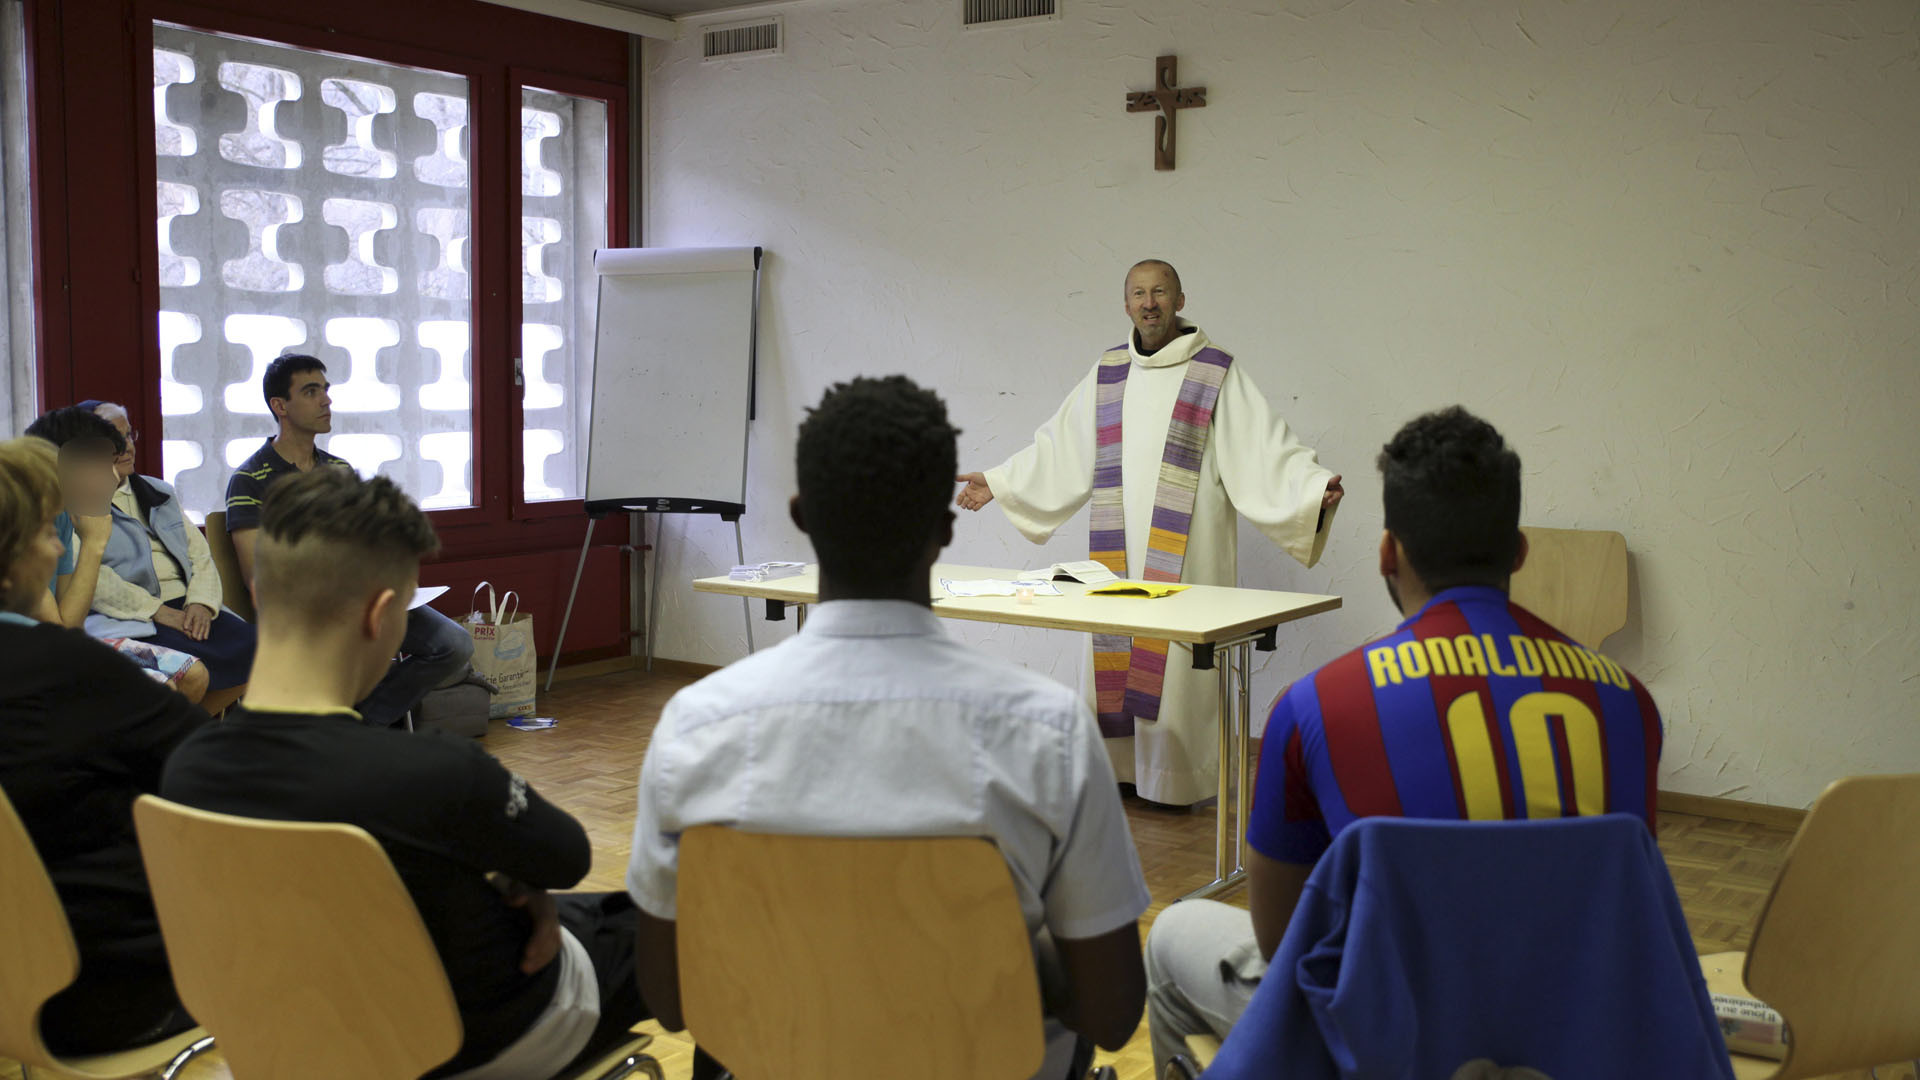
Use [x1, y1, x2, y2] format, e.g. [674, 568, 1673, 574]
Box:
[627, 376, 1152, 1080]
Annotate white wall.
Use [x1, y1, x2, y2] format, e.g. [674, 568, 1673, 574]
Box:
[643, 0, 1920, 808]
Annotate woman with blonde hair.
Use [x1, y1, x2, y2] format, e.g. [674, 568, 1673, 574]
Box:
[0, 435, 207, 1053]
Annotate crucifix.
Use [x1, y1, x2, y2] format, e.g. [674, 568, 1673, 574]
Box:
[1126, 54, 1207, 171]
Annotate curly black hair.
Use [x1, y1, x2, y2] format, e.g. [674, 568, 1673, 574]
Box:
[795, 375, 959, 584]
[1377, 406, 1522, 590]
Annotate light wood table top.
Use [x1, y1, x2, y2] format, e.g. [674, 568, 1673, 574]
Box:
[693, 563, 1341, 645]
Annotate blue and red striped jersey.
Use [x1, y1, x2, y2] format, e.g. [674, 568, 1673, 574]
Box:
[1248, 586, 1664, 865]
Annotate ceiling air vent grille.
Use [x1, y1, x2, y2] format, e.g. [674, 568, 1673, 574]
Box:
[703, 17, 782, 61]
[963, 0, 1059, 29]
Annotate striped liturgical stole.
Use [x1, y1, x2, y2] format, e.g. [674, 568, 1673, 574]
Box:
[1089, 341, 1234, 738]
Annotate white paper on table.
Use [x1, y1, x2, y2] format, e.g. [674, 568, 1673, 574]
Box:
[409, 585, 450, 611]
[940, 578, 1064, 598]
[729, 560, 807, 582]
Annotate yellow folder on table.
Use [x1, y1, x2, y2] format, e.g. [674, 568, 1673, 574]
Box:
[1085, 581, 1190, 599]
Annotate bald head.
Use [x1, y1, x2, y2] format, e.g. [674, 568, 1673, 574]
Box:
[1122, 260, 1186, 352]
[1126, 259, 1182, 296]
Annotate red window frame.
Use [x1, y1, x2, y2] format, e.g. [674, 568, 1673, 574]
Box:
[27, 0, 631, 560]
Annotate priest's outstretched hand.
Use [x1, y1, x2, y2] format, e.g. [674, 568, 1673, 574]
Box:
[956, 472, 994, 511]
[1323, 474, 1344, 509]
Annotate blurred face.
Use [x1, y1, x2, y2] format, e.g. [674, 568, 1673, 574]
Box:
[56, 442, 120, 516]
[4, 517, 67, 614]
[98, 408, 136, 481]
[273, 371, 332, 435]
[1123, 264, 1185, 350]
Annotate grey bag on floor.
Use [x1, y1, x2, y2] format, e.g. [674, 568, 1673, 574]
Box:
[412, 682, 491, 738]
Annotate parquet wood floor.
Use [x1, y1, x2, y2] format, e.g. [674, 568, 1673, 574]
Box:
[2, 669, 1853, 1080]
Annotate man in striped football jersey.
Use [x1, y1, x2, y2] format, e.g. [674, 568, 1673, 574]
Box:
[1141, 406, 1664, 1073]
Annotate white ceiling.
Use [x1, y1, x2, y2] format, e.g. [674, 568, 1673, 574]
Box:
[596, 0, 765, 17]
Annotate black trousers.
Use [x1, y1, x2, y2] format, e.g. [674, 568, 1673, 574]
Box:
[554, 891, 653, 1071]
[39, 950, 195, 1055]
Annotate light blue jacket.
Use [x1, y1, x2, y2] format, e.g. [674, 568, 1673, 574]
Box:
[85, 475, 232, 639]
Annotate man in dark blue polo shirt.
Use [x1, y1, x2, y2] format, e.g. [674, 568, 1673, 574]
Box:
[223, 353, 472, 727]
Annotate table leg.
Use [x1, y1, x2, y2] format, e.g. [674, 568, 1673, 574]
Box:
[795, 603, 807, 630]
[1183, 638, 1255, 901]
[1236, 642, 1253, 875]
[647, 516, 663, 674]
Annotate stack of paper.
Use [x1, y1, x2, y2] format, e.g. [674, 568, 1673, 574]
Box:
[729, 561, 807, 583]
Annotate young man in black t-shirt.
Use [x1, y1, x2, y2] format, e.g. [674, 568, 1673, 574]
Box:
[164, 468, 646, 1078]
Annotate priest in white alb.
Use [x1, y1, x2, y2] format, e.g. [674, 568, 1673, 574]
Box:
[956, 260, 1343, 806]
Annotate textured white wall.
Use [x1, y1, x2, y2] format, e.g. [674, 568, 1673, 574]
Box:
[643, 0, 1920, 808]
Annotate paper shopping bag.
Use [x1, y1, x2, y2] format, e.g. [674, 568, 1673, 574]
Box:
[460, 582, 537, 719]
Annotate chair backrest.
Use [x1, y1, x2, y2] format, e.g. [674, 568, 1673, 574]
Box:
[1743, 773, 1920, 1079]
[200, 511, 254, 622]
[1509, 526, 1628, 649]
[132, 795, 462, 1079]
[677, 828, 1047, 1080]
[0, 785, 83, 1071]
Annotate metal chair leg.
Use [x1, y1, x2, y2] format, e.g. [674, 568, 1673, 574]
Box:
[588, 1053, 640, 1080]
[1163, 1054, 1204, 1080]
[159, 1034, 218, 1080]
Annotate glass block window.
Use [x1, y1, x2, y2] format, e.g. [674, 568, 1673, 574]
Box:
[520, 87, 607, 503]
[153, 24, 474, 514]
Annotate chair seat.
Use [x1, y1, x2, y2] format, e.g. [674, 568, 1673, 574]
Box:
[57, 1027, 212, 1080]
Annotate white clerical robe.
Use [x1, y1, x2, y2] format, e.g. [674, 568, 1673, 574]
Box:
[982, 321, 1337, 804]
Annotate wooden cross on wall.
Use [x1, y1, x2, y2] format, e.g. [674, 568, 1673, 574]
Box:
[1126, 55, 1207, 171]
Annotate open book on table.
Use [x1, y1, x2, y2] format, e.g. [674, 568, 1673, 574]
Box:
[1026, 560, 1120, 585]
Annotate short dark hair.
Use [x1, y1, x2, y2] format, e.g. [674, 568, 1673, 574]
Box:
[25, 406, 127, 456]
[263, 354, 327, 411]
[255, 468, 439, 627]
[1377, 406, 1523, 590]
[795, 376, 958, 584]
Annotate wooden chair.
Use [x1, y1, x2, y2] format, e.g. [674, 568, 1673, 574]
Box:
[1698, 773, 1920, 1080]
[1509, 526, 1629, 650]
[199, 511, 253, 623]
[0, 786, 212, 1080]
[132, 795, 660, 1080]
[678, 827, 1108, 1080]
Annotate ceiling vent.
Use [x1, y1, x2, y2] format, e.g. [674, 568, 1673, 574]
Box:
[702, 16, 782, 61]
[963, 0, 1059, 29]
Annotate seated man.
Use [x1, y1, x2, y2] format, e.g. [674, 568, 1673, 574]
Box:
[223, 353, 472, 727]
[627, 376, 1151, 1080]
[81, 399, 253, 714]
[0, 435, 207, 1053]
[25, 407, 210, 701]
[162, 468, 646, 1078]
[1142, 406, 1665, 1074]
